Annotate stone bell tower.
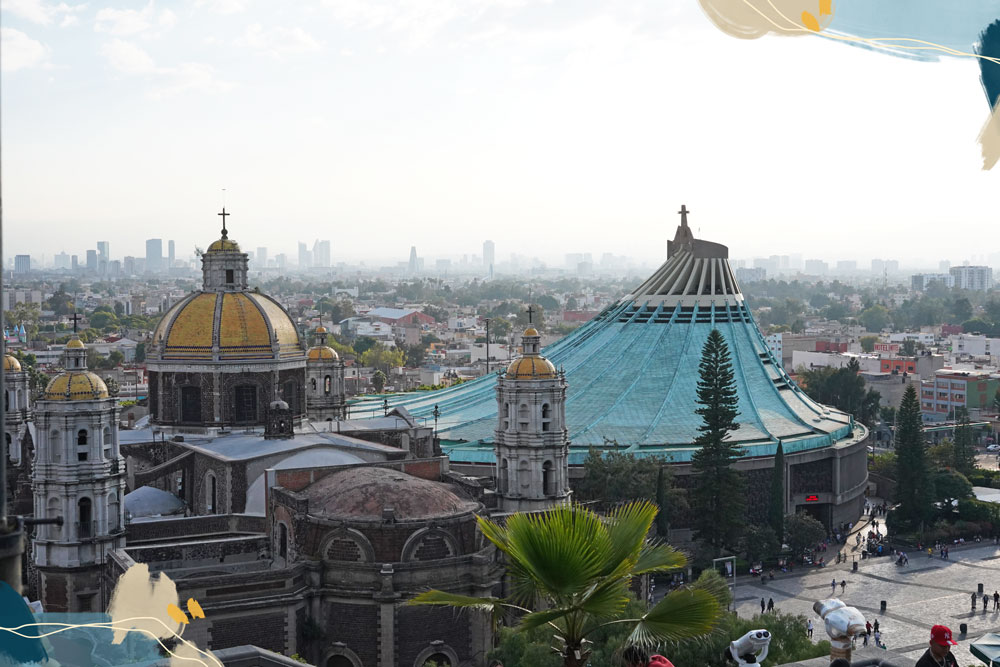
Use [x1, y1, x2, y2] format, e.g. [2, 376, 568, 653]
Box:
[494, 314, 570, 512]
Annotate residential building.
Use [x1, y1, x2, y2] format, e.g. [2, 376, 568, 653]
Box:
[949, 265, 993, 291]
[14, 255, 31, 274]
[804, 259, 828, 275]
[911, 273, 954, 291]
[734, 267, 766, 283]
[921, 369, 1000, 420]
[145, 239, 163, 273]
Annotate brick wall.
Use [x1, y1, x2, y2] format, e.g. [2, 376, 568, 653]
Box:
[325, 601, 377, 667]
[396, 605, 470, 667]
[209, 613, 287, 653]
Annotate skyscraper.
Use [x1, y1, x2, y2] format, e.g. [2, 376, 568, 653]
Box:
[168, 240, 175, 269]
[14, 255, 31, 273]
[86, 249, 98, 272]
[146, 239, 163, 273]
[96, 241, 109, 262]
[483, 240, 495, 274]
[298, 242, 312, 269]
[409, 246, 418, 273]
[257, 247, 268, 268]
[313, 240, 331, 267]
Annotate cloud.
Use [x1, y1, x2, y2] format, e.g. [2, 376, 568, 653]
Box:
[239, 23, 323, 58]
[1, 27, 48, 71]
[95, 2, 176, 36]
[1, 0, 85, 27]
[194, 0, 245, 15]
[99, 38, 234, 98]
[100, 38, 156, 73]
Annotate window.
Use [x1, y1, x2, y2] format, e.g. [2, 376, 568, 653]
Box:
[77, 429, 88, 446]
[278, 523, 288, 559]
[283, 380, 298, 414]
[225, 269, 234, 284]
[543, 460, 554, 496]
[311, 378, 317, 391]
[233, 385, 258, 424]
[324, 376, 331, 394]
[78, 497, 92, 537]
[181, 386, 201, 423]
[206, 473, 217, 514]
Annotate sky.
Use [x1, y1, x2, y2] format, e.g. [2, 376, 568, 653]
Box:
[1, 0, 997, 268]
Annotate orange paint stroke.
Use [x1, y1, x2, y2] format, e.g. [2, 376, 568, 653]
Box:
[802, 11, 820, 32]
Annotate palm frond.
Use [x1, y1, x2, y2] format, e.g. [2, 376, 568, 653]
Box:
[633, 542, 687, 575]
[516, 606, 573, 633]
[626, 587, 721, 646]
[689, 569, 732, 610]
[576, 578, 631, 619]
[599, 501, 658, 575]
[500, 505, 609, 597]
[407, 590, 500, 612]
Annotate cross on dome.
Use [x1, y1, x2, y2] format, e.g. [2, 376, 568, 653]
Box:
[678, 204, 690, 228]
[526, 305, 535, 324]
[218, 207, 231, 239]
[69, 312, 82, 334]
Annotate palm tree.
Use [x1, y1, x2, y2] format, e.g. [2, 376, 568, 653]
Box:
[408, 501, 724, 667]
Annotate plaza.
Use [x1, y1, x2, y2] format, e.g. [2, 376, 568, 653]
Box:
[736, 539, 1000, 666]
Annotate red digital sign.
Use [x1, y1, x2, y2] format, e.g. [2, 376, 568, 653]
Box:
[805, 495, 819, 502]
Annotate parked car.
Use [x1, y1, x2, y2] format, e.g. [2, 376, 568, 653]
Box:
[986, 444, 1000, 452]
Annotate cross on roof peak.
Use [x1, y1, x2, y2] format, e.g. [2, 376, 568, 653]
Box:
[218, 207, 231, 239]
[526, 305, 535, 324]
[69, 312, 82, 334]
[678, 204, 690, 228]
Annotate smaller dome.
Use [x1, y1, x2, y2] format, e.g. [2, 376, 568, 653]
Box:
[506, 356, 557, 379]
[3, 355, 21, 372]
[307, 346, 339, 361]
[65, 337, 85, 349]
[304, 466, 477, 521]
[207, 238, 241, 253]
[315, 326, 328, 334]
[44, 371, 109, 401]
[270, 399, 290, 410]
[523, 327, 540, 337]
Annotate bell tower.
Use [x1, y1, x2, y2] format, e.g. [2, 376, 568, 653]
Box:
[31, 336, 126, 612]
[494, 318, 570, 512]
[201, 208, 249, 291]
[305, 325, 347, 421]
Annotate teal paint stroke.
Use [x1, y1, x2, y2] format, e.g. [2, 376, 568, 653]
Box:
[829, 1, 1000, 62]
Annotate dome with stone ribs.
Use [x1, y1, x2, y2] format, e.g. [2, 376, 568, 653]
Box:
[307, 346, 338, 361]
[150, 291, 304, 361]
[43, 371, 109, 401]
[4, 355, 21, 372]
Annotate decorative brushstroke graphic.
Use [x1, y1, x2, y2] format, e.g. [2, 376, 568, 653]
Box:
[0, 564, 220, 667]
[699, 0, 1000, 169]
[977, 19, 1000, 169]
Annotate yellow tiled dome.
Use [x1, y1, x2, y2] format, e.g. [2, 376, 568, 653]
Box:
[523, 327, 540, 337]
[307, 346, 339, 361]
[44, 371, 109, 401]
[66, 337, 86, 349]
[505, 355, 557, 379]
[207, 238, 241, 253]
[151, 291, 303, 361]
[3, 355, 21, 372]
[315, 326, 328, 334]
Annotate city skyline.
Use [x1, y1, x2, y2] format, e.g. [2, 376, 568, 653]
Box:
[2, 2, 996, 265]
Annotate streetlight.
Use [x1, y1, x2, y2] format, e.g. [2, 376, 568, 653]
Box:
[432, 404, 440, 438]
[484, 318, 491, 375]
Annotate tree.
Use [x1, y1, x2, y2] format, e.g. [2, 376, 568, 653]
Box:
[409, 501, 724, 667]
[952, 407, 977, 475]
[785, 512, 826, 555]
[900, 338, 917, 357]
[859, 335, 878, 353]
[46, 289, 74, 316]
[690, 329, 744, 555]
[353, 336, 378, 355]
[952, 297, 973, 324]
[932, 469, 973, 511]
[859, 305, 890, 332]
[575, 449, 666, 507]
[90, 311, 118, 330]
[739, 525, 779, 564]
[894, 385, 935, 531]
[768, 443, 785, 543]
[361, 344, 406, 373]
[993, 388, 1000, 414]
[371, 370, 387, 393]
[655, 467, 670, 536]
[5, 302, 41, 341]
[135, 343, 146, 363]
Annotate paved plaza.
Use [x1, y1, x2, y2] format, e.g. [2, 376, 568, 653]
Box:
[736, 539, 1000, 665]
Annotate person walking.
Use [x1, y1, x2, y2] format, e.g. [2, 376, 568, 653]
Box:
[761, 597, 766, 614]
[866, 620, 873, 637]
[984, 593, 990, 612]
[874, 629, 883, 648]
[993, 591, 998, 611]
[840, 579, 847, 593]
[767, 598, 775, 613]
[973, 592, 978, 611]
[862, 630, 869, 647]
[914, 625, 959, 667]
[807, 619, 813, 638]
[831, 578, 837, 595]
[874, 619, 880, 634]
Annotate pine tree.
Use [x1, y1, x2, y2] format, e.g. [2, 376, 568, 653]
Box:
[894, 384, 934, 531]
[768, 443, 785, 545]
[690, 329, 743, 555]
[952, 407, 976, 475]
[993, 388, 1000, 414]
[655, 466, 670, 536]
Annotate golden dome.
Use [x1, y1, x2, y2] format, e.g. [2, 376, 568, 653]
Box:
[505, 355, 557, 379]
[43, 371, 109, 401]
[523, 327, 539, 337]
[3, 355, 21, 372]
[150, 291, 303, 361]
[207, 238, 241, 253]
[307, 346, 339, 361]
[315, 326, 328, 334]
[66, 337, 85, 349]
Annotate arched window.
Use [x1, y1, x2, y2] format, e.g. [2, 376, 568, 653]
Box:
[518, 403, 529, 431]
[50, 430, 62, 463]
[78, 497, 92, 538]
[278, 522, 288, 559]
[499, 459, 508, 495]
[324, 376, 331, 394]
[206, 472, 217, 514]
[47, 497, 61, 539]
[103, 427, 112, 460]
[77, 429, 88, 446]
[109, 492, 120, 532]
[310, 378, 317, 391]
[543, 460, 554, 496]
[180, 386, 201, 423]
[542, 403, 551, 431]
[4, 391, 8, 412]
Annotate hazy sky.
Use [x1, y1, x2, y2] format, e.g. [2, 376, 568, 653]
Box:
[2, 0, 997, 268]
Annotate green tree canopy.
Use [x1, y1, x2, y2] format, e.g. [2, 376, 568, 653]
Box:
[409, 502, 725, 667]
[690, 329, 743, 555]
[785, 512, 826, 555]
[768, 443, 785, 544]
[894, 384, 935, 531]
[859, 335, 878, 353]
[859, 305, 890, 332]
[361, 344, 406, 374]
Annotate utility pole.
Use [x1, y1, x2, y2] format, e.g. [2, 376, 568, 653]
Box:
[484, 318, 491, 374]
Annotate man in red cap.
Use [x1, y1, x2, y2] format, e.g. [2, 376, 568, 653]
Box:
[915, 625, 959, 667]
